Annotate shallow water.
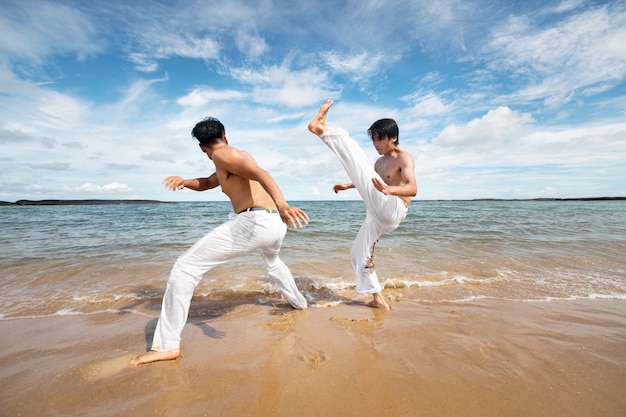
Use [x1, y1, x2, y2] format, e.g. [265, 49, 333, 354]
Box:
[1, 200, 625, 319]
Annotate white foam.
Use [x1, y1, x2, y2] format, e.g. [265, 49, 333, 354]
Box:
[309, 300, 345, 308]
[588, 292, 626, 300]
[0, 307, 153, 321]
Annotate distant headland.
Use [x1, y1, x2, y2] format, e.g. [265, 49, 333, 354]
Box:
[439, 197, 626, 202]
[0, 199, 172, 206]
[0, 197, 624, 206]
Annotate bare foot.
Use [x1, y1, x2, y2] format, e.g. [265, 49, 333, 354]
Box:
[367, 293, 391, 310]
[129, 349, 180, 366]
[307, 100, 333, 135]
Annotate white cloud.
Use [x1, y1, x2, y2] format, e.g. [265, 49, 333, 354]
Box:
[141, 152, 175, 163]
[417, 115, 626, 199]
[434, 106, 535, 148]
[230, 62, 339, 107]
[551, 0, 585, 14]
[63, 141, 86, 150]
[129, 35, 221, 72]
[0, 0, 101, 61]
[114, 76, 169, 113]
[235, 29, 268, 59]
[0, 128, 33, 144]
[177, 88, 246, 108]
[407, 93, 451, 117]
[484, 4, 626, 106]
[64, 182, 133, 194]
[0, 67, 91, 133]
[27, 162, 71, 171]
[111, 1, 275, 71]
[323, 51, 396, 83]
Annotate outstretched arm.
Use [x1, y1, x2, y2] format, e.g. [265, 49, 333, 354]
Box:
[333, 183, 355, 193]
[163, 173, 219, 191]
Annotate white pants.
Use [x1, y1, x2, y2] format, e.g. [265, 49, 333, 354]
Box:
[151, 210, 307, 352]
[320, 128, 408, 294]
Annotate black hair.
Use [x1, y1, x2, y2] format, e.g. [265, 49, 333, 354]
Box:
[191, 117, 226, 146]
[368, 118, 399, 145]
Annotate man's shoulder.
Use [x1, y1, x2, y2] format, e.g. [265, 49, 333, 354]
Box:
[212, 145, 246, 160]
[398, 148, 415, 161]
[392, 149, 414, 171]
[213, 144, 236, 153]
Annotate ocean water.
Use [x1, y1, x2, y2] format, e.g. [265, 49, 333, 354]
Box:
[1, 200, 625, 319]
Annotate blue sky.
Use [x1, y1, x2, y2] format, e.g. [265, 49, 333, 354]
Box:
[1, 0, 625, 202]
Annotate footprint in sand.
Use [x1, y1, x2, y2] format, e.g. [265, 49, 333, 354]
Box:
[262, 310, 305, 332]
[80, 353, 137, 383]
[297, 347, 329, 365]
[330, 316, 375, 330]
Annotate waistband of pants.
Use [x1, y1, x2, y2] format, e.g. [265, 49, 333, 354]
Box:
[237, 206, 278, 214]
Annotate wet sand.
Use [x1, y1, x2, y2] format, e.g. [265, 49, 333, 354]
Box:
[1, 299, 625, 417]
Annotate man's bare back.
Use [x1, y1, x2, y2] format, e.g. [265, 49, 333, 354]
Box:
[211, 146, 277, 213]
[203, 142, 307, 228]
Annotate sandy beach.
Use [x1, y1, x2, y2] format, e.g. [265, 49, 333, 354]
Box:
[1, 298, 625, 417]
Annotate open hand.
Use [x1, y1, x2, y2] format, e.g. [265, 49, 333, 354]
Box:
[278, 206, 309, 229]
[372, 177, 389, 195]
[163, 176, 185, 191]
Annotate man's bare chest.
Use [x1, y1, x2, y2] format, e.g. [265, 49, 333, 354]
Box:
[376, 159, 402, 184]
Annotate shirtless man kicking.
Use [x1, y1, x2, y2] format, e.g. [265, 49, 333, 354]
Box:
[308, 100, 417, 310]
[131, 117, 308, 366]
